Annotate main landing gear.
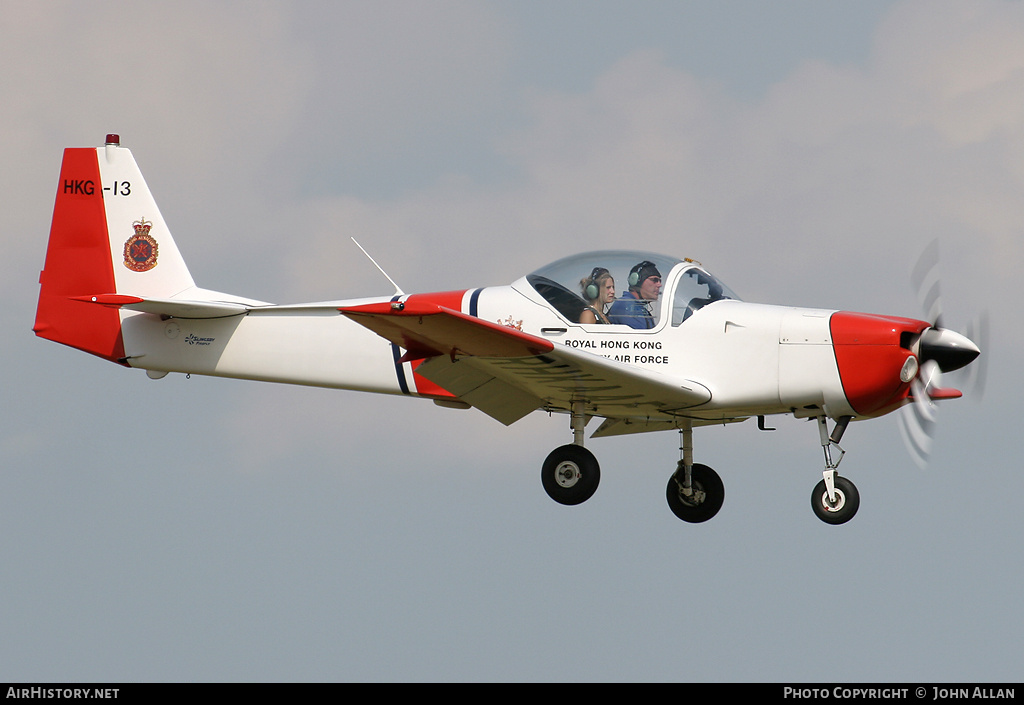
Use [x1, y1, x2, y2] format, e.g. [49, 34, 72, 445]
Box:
[541, 444, 601, 506]
[539, 409, 860, 525]
[666, 424, 724, 523]
[540, 401, 601, 506]
[539, 409, 725, 523]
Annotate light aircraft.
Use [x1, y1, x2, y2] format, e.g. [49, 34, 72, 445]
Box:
[34, 136, 984, 524]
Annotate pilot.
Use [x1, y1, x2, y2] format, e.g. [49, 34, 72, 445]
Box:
[579, 267, 615, 324]
[607, 260, 662, 329]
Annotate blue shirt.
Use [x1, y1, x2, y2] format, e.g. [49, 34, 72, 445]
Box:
[606, 292, 655, 329]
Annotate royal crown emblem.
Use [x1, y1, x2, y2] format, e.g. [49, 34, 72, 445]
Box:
[123, 218, 159, 272]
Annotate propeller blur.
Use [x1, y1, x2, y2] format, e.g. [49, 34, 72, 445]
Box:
[897, 240, 987, 469]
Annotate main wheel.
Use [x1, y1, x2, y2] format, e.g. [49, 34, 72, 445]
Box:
[811, 476, 860, 524]
[666, 463, 724, 523]
[541, 444, 601, 506]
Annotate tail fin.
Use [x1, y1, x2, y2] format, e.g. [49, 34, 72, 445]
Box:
[34, 135, 196, 363]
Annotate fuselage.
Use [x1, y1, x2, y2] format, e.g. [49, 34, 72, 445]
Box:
[117, 261, 928, 426]
[31, 142, 936, 430]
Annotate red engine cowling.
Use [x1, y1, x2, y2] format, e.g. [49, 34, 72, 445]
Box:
[830, 312, 931, 417]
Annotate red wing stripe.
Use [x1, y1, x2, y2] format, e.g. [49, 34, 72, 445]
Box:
[340, 302, 554, 360]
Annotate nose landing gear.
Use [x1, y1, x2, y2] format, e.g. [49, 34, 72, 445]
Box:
[811, 415, 860, 524]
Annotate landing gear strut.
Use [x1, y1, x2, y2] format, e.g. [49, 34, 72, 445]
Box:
[811, 416, 860, 524]
[666, 425, 724, 523]
[541, 401, 600, 506]
[538, 407, 727, 522]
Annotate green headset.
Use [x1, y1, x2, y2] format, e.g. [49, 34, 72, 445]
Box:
[628, 260, 660, 289]
[584, 267, 610, 301]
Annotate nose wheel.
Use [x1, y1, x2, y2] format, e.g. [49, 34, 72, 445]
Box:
[811, 475, 860, 524]
[811, 416, 860, 524]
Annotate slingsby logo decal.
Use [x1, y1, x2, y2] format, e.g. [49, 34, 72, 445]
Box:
[185, 334, 215, 346]
[123, 218, 159, 272]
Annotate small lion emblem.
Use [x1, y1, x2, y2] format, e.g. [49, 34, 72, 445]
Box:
[498, 315, 523, 331]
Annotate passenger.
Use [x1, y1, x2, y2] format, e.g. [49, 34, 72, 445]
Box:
[579, 267, 615, 324]
[606, 260, 662, 329]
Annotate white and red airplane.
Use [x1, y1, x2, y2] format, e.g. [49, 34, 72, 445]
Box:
[34, 136, 983, 524]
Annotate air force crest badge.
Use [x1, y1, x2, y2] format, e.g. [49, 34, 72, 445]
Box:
[123, 218, 159, 272]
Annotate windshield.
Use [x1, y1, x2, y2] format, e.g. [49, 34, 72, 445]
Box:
[527, 250, 678, 328]
[526, 250, 737, 328]
[670, 267, 740, 326]
[528, 251, 737, 327]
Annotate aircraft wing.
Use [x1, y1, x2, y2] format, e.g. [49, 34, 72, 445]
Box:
[339, 301, 712, 426]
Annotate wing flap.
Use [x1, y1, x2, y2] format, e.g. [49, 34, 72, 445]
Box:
[416, 345, 712, 422]
[435, 350, 709, 407]
[592, 415, 747, 438]
[456, 376, 544, 425]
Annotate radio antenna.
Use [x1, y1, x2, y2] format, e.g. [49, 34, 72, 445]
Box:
[351, 238, 405, 296]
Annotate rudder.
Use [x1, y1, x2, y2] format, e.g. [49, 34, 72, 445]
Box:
[34, 135, 196, 363]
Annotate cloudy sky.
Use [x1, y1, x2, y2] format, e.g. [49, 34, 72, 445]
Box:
[1, 0, 1020, 682]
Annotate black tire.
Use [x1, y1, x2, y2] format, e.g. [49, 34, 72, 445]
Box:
[811, 476, 860, 525]
[541, 444, 600, 506]
[666, 463, 724, 523]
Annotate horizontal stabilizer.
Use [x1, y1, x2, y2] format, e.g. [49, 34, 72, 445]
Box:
[72, 294, 254, 319]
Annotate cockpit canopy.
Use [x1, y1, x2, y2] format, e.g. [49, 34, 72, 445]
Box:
[525, 250, 739, 328]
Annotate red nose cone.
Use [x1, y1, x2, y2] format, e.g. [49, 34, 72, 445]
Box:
[831, 312, 930, 416]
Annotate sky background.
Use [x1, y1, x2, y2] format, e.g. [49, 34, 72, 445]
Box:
[1, 0, 1020, 682]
